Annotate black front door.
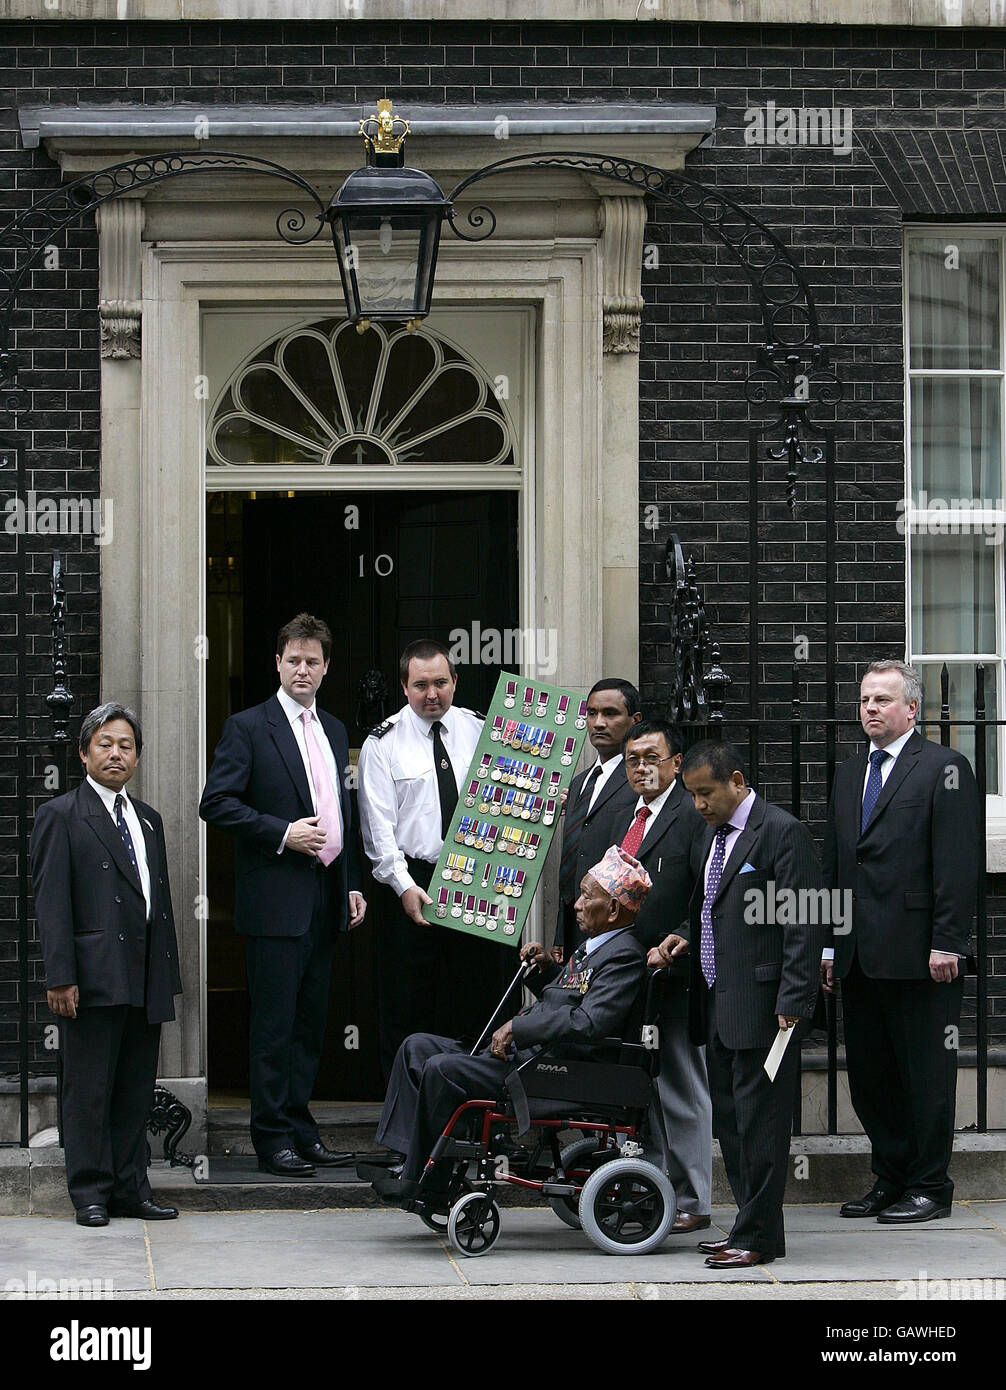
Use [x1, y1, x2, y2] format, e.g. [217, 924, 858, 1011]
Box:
[205, 489, 520, 1101]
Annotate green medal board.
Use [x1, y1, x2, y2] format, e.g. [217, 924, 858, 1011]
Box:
[422, 672, 590, 942]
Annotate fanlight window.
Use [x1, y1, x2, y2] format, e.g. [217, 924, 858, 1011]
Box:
[208, 318, 515, 469]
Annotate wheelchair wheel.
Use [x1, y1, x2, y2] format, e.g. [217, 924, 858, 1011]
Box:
[416, 1173, 468, 1233]
[447, 1191, 502, 1257]
[579, 1158, 675, 1255]
[549, 1138, 620, 1230]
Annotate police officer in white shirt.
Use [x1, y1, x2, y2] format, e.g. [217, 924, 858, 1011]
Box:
[358, 639, 487, 1077]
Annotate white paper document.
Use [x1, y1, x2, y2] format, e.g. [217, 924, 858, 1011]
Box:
[763, 1023, 797, 1081]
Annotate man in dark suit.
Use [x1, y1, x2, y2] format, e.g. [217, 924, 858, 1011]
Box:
[606, 719, 712, 1234]
[199, 613, 366, 1175]
[30, 702, 182, 1227]
[554, 678, 641, 959]
[368, 845, 650, 1207]
[822, 659, 979, 1224]
[680, 740, 825, 1268]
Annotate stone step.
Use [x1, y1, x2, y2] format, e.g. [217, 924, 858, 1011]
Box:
[205, 1103, 383, 1157]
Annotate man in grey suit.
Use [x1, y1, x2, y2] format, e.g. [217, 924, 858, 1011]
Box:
[367, 846, 650, 1209]
[30, 703, 182, 1227]
[606, 718, 712, 1235]
[681, 740, 825, 1268]
[554, 679, 641, 958]
[822, 659, 979, 1224]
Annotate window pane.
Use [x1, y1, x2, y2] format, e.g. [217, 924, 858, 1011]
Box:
[910, 532, 996, 654]
[908, 236, 999, 370]
[910, 376, 1001, 500]
[914, 660, 998, 794]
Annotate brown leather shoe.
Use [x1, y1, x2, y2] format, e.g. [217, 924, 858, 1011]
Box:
[704, 1247, 773, 1268]
[672, 1213, 711, 1233]
[697, 1236, 730, 1254]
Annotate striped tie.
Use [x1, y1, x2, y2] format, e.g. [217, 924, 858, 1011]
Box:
[114, 794, 141, 884]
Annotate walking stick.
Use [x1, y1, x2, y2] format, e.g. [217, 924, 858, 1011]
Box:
[470, 959, 535, 1057]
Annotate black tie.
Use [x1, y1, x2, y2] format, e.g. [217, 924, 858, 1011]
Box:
[114, 794, 141, 885]
[431, 720, 458, 839]
[560, 942, 589, 984]
[558, 765, 602, 904]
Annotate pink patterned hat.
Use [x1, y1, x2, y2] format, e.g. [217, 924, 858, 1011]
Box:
[588, 845, 652, 910]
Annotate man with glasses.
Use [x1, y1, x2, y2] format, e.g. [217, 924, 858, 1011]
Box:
[613, 719, 712, 1234]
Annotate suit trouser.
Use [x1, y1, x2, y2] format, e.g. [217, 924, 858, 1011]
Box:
[649, 984, 713, 1214]
[705, 985, 798, 1259]
[842, 953, 963, 1205]
[244, 869, 334, 1158]
[376, 1032, 516, 1183]
[60, 1006, 161, 1211]
[377, 859, 512, 1081]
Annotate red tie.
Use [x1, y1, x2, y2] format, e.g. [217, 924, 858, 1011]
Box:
[620, 805, 651, 858]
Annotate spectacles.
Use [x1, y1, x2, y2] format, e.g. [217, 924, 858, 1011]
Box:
[625, 754, 675, 770]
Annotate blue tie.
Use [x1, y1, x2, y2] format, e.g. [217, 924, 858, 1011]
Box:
[700, 825, 731, 987]
[861, 749, 889, 833]
[114, 793, 141, 883]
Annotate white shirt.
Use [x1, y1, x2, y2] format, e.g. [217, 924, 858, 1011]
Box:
[358, 702, 484, 896]
[581, 753, 623, 813]
[86, 774, 152, 917]
[632, 778, 676, 842]
[276, 687, 343, 854]
[861, 727, 915, 798]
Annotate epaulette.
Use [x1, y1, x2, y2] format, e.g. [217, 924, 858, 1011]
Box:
[367, 720, 394, 739]
[473, 710, 486, 721]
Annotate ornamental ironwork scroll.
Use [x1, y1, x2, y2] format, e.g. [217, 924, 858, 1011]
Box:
[665, 532, 731, 724]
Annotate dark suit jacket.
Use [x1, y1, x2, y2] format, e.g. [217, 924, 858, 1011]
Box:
[199, 694, 362, 937]
[687, 795, 826, 1051]
[556, 759, 638, 953]
[609, 779, 705, 982]
[29, 780, 181, 1025]
[822, 731, 979, 979]
[512, 928, 647, 1059]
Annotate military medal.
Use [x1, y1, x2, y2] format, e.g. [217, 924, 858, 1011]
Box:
[489, 787, 502, 816]
[526, 833, 541, 860]
[484, 824, 498, 853]
[463, 894, 476, 926]
[435, 888, 449, 919]
[461, 856, 475, 885]
[522, 685, 535, 716]
[529, 796, 543, 823]
[560, 736, 576, 766]
[554, 694, 569, 726]
[541, 731, 555, 759]
[451, 891, 463, 918]
[529, 764, 543, 792]
[547, 771, 562, 798]
[543, 798, 557, 826]
[490, 757, 503, 782]
[512, 870, 526, 899]
[475, 898, 489, 927]
[486, 902, 500, 931]
[575, 699, 587, 730]
[481, 861, 493, 890]
[503, 904, 518, 937]
[504, 680, 517, 708]
[464, 779, 479, 808]
[535, 691, 548, 719]
[514, 829, 527, 857]
[476, 753, 493, 780]
[490, 716, 505, 742]
[442, 855, 456, 882]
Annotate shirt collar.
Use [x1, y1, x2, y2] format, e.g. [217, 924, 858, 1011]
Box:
[87, 774, 131, 812]
[724, 787, 756, 835]
[406, 702, 454, 738]
[869, 728, 915, 761]
[585, 925, 628, 956]
[634, 777, 675, 817]
[277, 686, 317, 724]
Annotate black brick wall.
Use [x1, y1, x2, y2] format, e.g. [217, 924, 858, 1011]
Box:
[2, 18, 1004, 1070]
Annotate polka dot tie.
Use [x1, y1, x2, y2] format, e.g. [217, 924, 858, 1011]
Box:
[700, 825, 732, 988]
[620, 805, 651, 858]
[114, 794, 140, 882]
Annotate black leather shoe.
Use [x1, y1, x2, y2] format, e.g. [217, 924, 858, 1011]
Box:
[876, 1194, 951, 1224]
[75, 1205, 109, 1228]
[108, 1199, 178, 1220]
[258, 1148, 315, 1176]
[372, 1174, 419, 1206]
[840, 1184, 902, 1218]
[296, 1142, 353, 1167]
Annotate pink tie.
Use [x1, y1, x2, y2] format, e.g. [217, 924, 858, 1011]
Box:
[300, 710, 343, 866]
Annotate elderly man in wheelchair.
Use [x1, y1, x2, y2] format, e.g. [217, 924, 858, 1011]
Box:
[361, 845, 680, 1256]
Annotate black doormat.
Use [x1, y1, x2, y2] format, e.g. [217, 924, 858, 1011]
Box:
[194, 1155, 392, 1185]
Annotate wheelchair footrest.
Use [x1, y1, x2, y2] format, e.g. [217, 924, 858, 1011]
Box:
[540, 1182, 577, 1197]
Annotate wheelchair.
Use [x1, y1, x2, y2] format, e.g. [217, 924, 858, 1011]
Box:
[409, 969, 675, 1258]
